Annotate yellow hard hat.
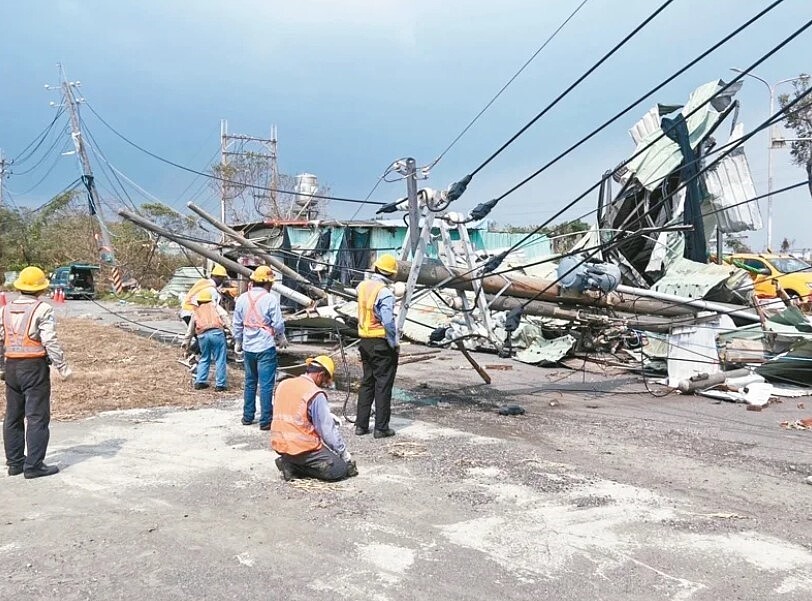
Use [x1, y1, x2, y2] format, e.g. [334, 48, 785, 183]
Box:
[196, 289, 213, 304]
[14, 266, 49, 293]
[210, 264, 228, 277]
[307, 355, 335, 378]
[250, 265, 275, 283]
[373, 254, 398, 276]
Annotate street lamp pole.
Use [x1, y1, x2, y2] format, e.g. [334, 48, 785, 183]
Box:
[731, 69, 807, 251]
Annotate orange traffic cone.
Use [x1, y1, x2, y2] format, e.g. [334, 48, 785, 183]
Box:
[56, 288, 64, 304]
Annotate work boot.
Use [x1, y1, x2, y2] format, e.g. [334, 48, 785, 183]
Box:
[214, 386, 227, 392]
[7, 463, 24, 477]
[241, 418, 255, 426]
[194, 382, 209, 390]
[373, 428, 396, 439]
[275, 457, 296, 481]
[24, 464, 59, 479]
[355, 426, 370, 436]
[259, 423, 271, 431]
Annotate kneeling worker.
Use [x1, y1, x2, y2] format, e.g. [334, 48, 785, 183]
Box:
[182, 289, 231, 391]
[271, 356, 358, 481]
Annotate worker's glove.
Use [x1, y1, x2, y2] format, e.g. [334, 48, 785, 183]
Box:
[346, 459, 359, 478]
[58, 366, 73, 381]
[341, 450, 353, 463]
[275, 333, 289, 349]
[181, 343, 189, 352]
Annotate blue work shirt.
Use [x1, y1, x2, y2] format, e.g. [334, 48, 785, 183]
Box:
[358, 274, 398, 348]
[233, 287, 285, 353]
[307, 385, 347, 455]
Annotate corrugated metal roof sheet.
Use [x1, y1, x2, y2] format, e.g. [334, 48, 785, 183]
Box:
[158, 266, 206, 300]
[702, 122, 762, 235]
[650, 257, 750, 299]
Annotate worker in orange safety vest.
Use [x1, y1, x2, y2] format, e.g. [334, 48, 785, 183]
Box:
[233, 266, 287, 430]
[182, 289, 231, 391]
[0, 266, 71, 479]
[271, 355, 357, 481]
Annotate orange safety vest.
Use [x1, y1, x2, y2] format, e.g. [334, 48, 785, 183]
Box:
[357, 280, 386, 338]
[271, 376, 323, 455]
[194, 302, 223, 335]
[243, 289, 275, 336]
[3, 301, 47, 359]
[182, 279, 214, 312]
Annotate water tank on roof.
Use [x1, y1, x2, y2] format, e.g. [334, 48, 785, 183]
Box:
[294, 173, 319, 207]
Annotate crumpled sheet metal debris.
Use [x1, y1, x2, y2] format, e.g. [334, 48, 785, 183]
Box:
[651, 257, 752, 304]
[626, 80, 741, 191]
[701, 122, 762, 235]
[779, 418, 812, 431]
[756, 339, 812, 387]
[514, 334, 577, 365]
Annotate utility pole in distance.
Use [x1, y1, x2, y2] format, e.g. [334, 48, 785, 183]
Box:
[0, 149, 6, 206]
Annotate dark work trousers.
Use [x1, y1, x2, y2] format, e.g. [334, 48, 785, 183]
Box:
[356, 338, 398, 432]
[279, 447, 350, 481]
[3, 357, 51, 470]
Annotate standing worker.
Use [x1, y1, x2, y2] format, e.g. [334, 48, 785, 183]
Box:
[1, 266, 71, 479]
[179, 264, 228, 326]
[271, 356, 357, 481]
[355, 254, 399, 439]
[182, 289, 231, 391]
[233, 266, 288, 430]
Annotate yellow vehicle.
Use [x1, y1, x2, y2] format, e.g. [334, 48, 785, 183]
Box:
[728, 254, 812, 300]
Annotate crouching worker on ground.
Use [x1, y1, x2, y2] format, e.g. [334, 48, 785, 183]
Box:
[271, 355, 358, 481]
[182, 289, 231, 392]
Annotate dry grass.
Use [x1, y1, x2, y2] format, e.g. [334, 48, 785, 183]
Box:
[3, 318, 243, 421]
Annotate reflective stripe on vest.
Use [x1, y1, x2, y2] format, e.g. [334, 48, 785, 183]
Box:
[270, 376, 323, 455]
[182, 279, 214, 312]
[244, 289, 275, 336]
[357, 280, 386, 338]
[3, 301, 47, 359]
[194, 302, 223, 334]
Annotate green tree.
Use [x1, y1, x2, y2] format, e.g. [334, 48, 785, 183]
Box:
[778, 74, 812, 199]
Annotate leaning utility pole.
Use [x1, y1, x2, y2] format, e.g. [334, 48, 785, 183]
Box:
[58, 65, 123, 293]
[400, 158, 420, 255]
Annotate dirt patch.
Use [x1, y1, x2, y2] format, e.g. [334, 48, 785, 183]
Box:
[4, 318, 243, 420]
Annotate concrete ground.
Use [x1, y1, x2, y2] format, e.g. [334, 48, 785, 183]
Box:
[1, 299, 811, 600]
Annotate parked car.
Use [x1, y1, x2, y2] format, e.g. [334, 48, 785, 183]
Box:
[727, 254, 812, 300]
[49, 263, 100, 299]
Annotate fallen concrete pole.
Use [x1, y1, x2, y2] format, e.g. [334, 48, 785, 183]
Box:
[186, 202, 328, 301]
[393, 258, 758, 320]
[485, 296, 726, 334]
[615, 285, 759, 323]
[118, 208, 313, 307]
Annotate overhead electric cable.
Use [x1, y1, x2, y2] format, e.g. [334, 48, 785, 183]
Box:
[468, 0, 676, 178]
[11, 107, 66, 165]
[426, 0, 591, 170]
[480, 16, 812, 266]
[83, 101, 386, 207]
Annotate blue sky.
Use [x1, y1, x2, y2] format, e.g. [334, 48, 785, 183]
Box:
[1, 0, 810, 250]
